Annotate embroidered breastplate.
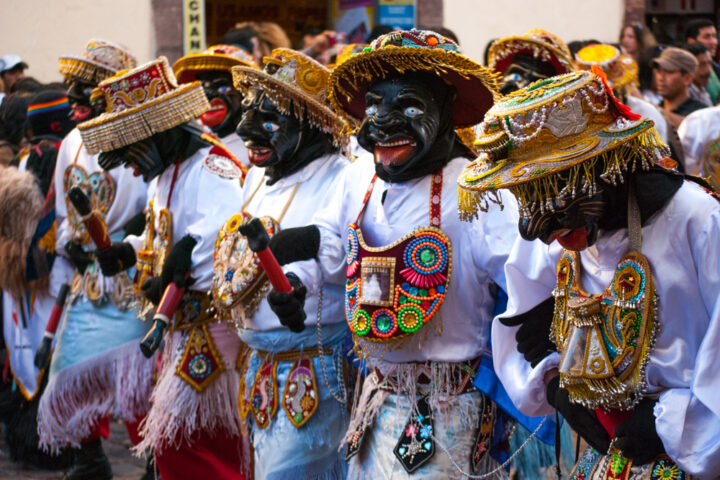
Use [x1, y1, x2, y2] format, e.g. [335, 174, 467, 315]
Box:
[345, 172, 452, 344]
[63, 164, 116, 247]
[551, 249, 657, 410]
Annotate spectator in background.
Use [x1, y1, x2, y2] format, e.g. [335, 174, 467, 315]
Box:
[639, 45, 665, 105]
[222, 22, 290, 66]
[684, 42, 714, 106]
[619, 23, 657, 63]
[684, 18, 720, 104]
[10, 77, 44, 99]
[0, 55, 28, 95]
[0, 94, 29, 165]
[653, 47, 705, 128]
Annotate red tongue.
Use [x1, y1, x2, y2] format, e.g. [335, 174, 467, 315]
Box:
[70, 106, 92, 122]
[248, 149, 272, 165]
[200, 98, 228, 128]
[374, 143, 415, 166]
[556, 227, 589, 251]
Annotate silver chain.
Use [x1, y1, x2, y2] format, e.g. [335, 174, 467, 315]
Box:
[315, 286, 347, 404]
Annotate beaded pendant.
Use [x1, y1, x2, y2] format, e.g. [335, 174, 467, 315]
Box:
[470, 395, 496, 473]
[175, 324, 225, 392]
[251, 358, 278, 429]
[393, 396, 435, 473]
[552, 250, 657, 410]
[281, 358, 319, 428]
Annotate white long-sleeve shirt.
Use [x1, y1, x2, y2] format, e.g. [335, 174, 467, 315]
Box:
[126, 147, 245, 291]
[493, 181, 720, 478]
[678, 105, 720, 179]
[286, 156, 519, 363]
[238, 153, 350, 331]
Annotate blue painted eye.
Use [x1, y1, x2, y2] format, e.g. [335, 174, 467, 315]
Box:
[404, 106, 423, 117]
[217, 86, 231, 94]
[365, 105, 377, 116]
[262, 122, 279, 133]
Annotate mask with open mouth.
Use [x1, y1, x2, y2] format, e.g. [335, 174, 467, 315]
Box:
[236, 89, 335, 184]
[357, 73, 472, 183]
[67, 80, 103, 122]
[197, 71, 244, 138]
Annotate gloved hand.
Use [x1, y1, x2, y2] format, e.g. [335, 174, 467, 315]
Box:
[267, 272, 307, 332]
[268, 225, 320, 266]
[65, 240, 93, 274]
[141, 235, 197, 304]
[547, 376, 611, 453]
[96, 242, 136, 276]
[123, 212, 147, 237]
[614, 398, 665, 465]
[139, 319, 167, 358]
[514, 298, 556, 367]
[34, 337, 53, 370]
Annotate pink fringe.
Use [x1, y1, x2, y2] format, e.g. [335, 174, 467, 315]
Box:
[38, 341, 154, 453]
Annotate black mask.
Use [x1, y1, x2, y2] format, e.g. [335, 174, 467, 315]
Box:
[196, 71, 244, 138]
[518, 164, 683, 251]
[499, 54, 559, 95]
[236, 89, 336, 185]
[357, 73, 472, 183]
[98, 123, 207, 181]
[67, 80, 105, 122]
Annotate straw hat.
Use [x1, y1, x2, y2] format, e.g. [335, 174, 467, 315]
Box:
[58, 39, 137, 84]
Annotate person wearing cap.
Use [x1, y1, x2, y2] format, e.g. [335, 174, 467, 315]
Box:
[0, 54, 28, 94]
[0, 89, 73, 469]
[77, 56, 248, 480]
[653, 47, 706, 128]
[220, 48, 351, 480]
[459, 70, 720, 478]
[266, 30, 520, 478]
[173, 44, 257, 166]
[487, 29, 574, 95]
[35, 39, 155, 480]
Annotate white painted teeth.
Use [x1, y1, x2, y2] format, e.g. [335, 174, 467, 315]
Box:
[377, 139, 415, 147]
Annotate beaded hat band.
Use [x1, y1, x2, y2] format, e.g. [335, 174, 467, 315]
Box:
[457, 70, 668, 220]
[78, 57, 209, 154]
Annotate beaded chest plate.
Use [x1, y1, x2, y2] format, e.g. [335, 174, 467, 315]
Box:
[552, 250, 657, 410]
[345, 225, 451, 343]
[211, 212, 278, 317]
[63, 164, 116, 247]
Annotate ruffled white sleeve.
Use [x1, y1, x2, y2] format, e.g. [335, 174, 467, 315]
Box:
[492, 237, 561, 417]
[678, 111, 706, 175]
[654, 205, 720, 478]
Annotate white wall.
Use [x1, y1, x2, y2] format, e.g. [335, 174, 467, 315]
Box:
[445, 0, 625, 65]
[0, 0, 155, 83]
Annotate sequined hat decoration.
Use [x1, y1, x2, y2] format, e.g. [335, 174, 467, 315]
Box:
[488, 29, 574, 76]
[58, 39, 137, 85]
[232, 48, 349, 151]
[575, 43, 639, 98]
[458, 70, 668, 220]
[77, 57, 210, 154]
[173, 44, 257, 84]
[328, 29, 500, 128]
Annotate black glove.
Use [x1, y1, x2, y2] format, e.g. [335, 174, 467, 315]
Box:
[547, 376, 611, 453]
[510, 298, 556, 368]
[267, 272, 307, 332]
[141, 235, 197, 304]
[139, 319, 167, 358]
[268, 225, 321, 266]
[614, 398, 665, 465]
[34, 337, 52, 370]
[96, 242, 136, 276]
[65, 240, 93, 274]
[123, 212, 147, 237]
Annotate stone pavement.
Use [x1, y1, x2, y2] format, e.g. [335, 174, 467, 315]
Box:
[0, 420, 147, 479]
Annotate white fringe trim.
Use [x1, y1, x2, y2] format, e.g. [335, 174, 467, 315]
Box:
[38, 341, 154, 453]
[133, 330, 243, 455]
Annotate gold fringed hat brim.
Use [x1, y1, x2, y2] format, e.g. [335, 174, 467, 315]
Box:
[78, 82, 209, 154]
[489, 36, 574, 76]
[458, 123, 666, 220]
[58, 56, 116, 84]
[232, 66, 350, 151]
[328, 46, 500, 128]
[174, 54, 255, 84]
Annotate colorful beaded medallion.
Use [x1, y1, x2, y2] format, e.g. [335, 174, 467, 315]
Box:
[552, 250, 657, 410]
[211, 212, 278, 317]
[702, 135, 720, 192]
[281, 358, 319, 428]
[345, 226, 451, 343]
[251, 358, 278, 429]
[175, 324, 225, 392]
[393, 395, 435, 473]
[63, 164, 116, 247]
